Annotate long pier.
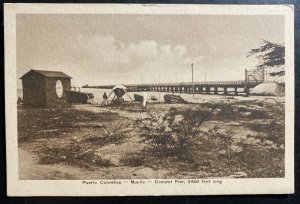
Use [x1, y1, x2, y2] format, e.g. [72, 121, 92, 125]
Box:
[83, 80, 262, 96]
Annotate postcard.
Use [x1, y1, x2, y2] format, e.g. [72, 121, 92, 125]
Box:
[4, 3, 294, 196]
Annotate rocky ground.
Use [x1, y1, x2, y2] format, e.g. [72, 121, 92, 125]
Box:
[18, 96, 285, 179]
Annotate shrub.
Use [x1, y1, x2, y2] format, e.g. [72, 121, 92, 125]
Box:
[120, 154, 145, 167]
[138, 107, 213, 159]
[35, 142, 113, 168]
[83, 123, 131, 146]
[208, 126, 242, 173]
[247, 120, 285, 147]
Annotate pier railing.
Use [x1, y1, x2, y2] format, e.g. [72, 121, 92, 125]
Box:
[83, 80, 262, 89]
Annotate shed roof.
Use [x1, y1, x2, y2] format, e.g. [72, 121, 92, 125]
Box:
[20, 69, 72, 79]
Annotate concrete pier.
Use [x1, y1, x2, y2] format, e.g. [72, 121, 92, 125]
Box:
[84, 80, 262, 96]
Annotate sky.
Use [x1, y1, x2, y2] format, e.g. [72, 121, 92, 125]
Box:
[16, 14, 284, 88]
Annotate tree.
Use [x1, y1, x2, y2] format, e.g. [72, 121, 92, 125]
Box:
[247, 40, 285, 76]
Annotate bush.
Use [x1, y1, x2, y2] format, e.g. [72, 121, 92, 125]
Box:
[120, 154, 145, 167]
[83, 123, 131, 146]
[138, 107, 213, 159]
[247, 120, 285, 147]
[35, 142, 113, 168]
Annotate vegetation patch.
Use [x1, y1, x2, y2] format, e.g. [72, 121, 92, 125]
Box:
[120, 154, 146, 167]
[35, 142, 113, 169]
[18, 100, 285, 178]
[131, 102, 285, 177]
[83, 123, 131, 146]
[18, 107, 119, 143]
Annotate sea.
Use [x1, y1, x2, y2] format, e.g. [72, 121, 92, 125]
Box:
[81, 88, 249, 104]
[17, 87, 231, 103]
[17, 88, 285, 104]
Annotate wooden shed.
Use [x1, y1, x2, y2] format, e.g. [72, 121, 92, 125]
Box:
[20, 70, 72, 107]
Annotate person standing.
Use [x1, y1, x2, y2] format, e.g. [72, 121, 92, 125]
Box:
[101, 92, 108, 106]
[142, 90, 147, 109]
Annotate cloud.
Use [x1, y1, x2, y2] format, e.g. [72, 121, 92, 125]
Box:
[17, 33, 204, 87]
[71, 34, 204, 85]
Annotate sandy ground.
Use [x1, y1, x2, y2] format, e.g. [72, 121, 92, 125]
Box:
[19, 105, 174, 179]
[75, 104, 148, 120]
[18, 95, 285, 180]
[19, 129, 174, 180]
[19, 147, 174, 179]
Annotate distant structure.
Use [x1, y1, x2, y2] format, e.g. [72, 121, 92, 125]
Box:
[20, 70, 72, 107]
[83, 68, 266, 96]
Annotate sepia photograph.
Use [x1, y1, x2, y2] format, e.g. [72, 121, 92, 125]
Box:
[5, 4, 294, 196]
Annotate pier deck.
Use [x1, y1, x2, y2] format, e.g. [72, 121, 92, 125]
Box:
[83, 80, 262, 96]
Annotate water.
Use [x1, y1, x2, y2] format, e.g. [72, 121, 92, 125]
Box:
[81, 88, 247, 104]
[17, 89, 23, 98]
[17, 88, 284, 104]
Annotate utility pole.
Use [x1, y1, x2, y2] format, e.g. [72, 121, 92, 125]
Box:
[205, 72, 207, 82]
[158, 71, 161, 101]
[191, 63, 194, 99]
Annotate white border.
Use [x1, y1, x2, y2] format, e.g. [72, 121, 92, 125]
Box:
[4, 4, 294, 196]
